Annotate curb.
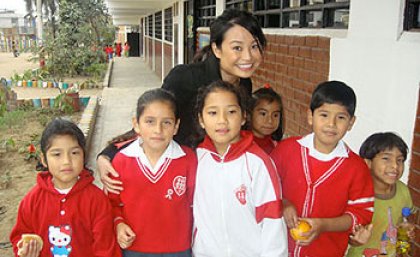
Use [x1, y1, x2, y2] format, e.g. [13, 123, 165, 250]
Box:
[77, 96, 99, 152]
[102, 59, 113, 88]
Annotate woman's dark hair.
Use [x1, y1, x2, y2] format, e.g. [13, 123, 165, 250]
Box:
[310, 80, 356, 117]
[190, 80, 247, 147]
[252, 87, 284, 141]
[193, 9, 266, 63]
[359, 132, 409, 161]
[108, 88, 178, 145]
[40, 118, 86, 165]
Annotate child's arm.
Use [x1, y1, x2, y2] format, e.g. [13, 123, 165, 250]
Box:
[349, 224, 373, 246]
[116, 223, 136, 249]
[297, 214, 353, 246]
[283, 199, 299, 229]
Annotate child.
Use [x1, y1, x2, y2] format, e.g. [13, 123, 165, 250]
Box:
[10, 118, 121, 257]
[192, 80, 288, 256]
[270, 80, 375, 257]
[346, 132, 414, 256]
[107, 88, 197, 256]
[251, 84, 284, 154]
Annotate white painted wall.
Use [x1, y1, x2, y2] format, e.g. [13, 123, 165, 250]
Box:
[330, 0, 420, 183]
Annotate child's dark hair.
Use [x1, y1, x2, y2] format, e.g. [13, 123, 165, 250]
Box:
[310, 80, 356, 117]
[40, 118, 86, 164]
[252, 87, 284, 141]
[191, 80, 247, 147]
[108, 88, 178, 145]
[193, 9, 266, 63]
[359, 132, 409, 161]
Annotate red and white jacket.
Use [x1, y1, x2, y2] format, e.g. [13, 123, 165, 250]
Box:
[193, 131, 288, 257]
[271, 134, 374, 257]
[109, 139, 196, 253]
[10, 170, 121, 257]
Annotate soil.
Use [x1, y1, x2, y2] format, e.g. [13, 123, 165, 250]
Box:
[0, 109, 81, 256]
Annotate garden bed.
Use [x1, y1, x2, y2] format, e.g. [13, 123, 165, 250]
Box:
[0, 108, 81, 256]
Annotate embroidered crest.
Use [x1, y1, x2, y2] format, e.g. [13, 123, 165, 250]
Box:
[235, 184, 247, 205]
[173, 176, 187, 196]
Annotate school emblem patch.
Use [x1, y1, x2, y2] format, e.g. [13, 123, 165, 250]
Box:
[235, 184, 247, 205]
[173, 176, 186, 196]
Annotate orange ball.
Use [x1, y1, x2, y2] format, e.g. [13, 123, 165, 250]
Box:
[290, 220, 312, 241]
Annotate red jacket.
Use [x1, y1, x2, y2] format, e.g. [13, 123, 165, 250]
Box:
[10, 170, 121, 257]
[271, 136, 374, 257]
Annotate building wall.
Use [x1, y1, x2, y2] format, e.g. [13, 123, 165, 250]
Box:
[155, 40, 162, 79]
[252, 35, 330, 137]
[163, 42, 172, 78]
[147, 37, 153, 70]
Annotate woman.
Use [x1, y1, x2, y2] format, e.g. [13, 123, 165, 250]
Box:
[98, 9, 266, 193]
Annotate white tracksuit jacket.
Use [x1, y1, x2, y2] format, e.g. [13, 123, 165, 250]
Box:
[192, 131, 288, 257]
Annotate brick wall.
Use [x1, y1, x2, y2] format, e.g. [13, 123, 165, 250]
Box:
[408, 86, 420, 256]
[155, 41, 162, 79]
[163, 43, 172, 78]
[252, 35, 330, 137]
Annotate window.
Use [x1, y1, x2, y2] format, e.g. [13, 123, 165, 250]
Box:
[165, 7, 173, 42]
[225, 0, 252, 11]
[196, 0, 216, 27]
[253, 0, 350, 28]
[148, 15, 153, 37]
[405, 0, 420, 30]
[155, 11, 162, 39]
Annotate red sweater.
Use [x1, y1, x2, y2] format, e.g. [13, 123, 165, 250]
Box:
[253, 135, 277, 154]
[271, 136, 374, 257]
[10, 170, 121, 257]
[109, 140, 197, 253]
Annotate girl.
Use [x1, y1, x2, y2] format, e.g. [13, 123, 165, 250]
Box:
[107, 89, 197, 257]
[192, 80, 288, 257]
[97, 8, 266, 193]
[10, 118, 121, 257]
[251, 84, 284, 154]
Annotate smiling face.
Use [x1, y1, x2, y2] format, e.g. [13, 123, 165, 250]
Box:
[133, 100, 179, 156]
[199, 89, 246, 155]
[366, 147, 405, 193]
[212, 25, 262, 84]
[307, 103, 355, 154]
[252, 99, 281, 138]
[42, 135, 84, 189]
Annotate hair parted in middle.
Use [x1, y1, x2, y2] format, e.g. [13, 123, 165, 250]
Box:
[310, 80, 356, 117]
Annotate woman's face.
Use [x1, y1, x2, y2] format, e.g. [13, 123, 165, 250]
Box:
[212, 25, 262, 84]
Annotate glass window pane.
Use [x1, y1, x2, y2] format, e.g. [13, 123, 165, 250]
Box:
[285, 12, 300, 27]
[334, 9, 349, 28]
[308, 0, 324, 5]
[306, 10, 323, 28]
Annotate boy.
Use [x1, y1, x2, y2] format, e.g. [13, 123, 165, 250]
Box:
[271, 80, 375, 257]
[346, 132, 413, 256]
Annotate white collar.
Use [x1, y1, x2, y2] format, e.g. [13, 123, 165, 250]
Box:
[297, 133, 348, 161]
[121, 138, 185, 172]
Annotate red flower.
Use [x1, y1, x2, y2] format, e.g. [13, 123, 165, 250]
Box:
[28, 144, 36, 153]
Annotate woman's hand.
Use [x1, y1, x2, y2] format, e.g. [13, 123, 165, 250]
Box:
[97, 155, 123, 194]
[17, 239, 41, 257]
[116, 223, 136, 249]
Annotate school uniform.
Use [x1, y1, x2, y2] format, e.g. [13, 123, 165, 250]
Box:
[10, 170, 121, 257]
[271, 133, 375, 257]
[253, 135, 277, 154]
[109, 139, 197, 254]
[193, 131, 288, 257]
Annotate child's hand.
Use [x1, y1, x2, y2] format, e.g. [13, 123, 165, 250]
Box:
[296, 218, 323, 246]
[116, 223, 136, 249]
[349, 224, 373, 246]
[283, 200, 299, 229]
[17, 239, 41, 257]
[407, 224, 416, 241]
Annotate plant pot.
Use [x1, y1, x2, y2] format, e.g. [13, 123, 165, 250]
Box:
[48, 81, 53, 88]
[27, 80, 32, 87]
[49, 98, 55, 108]
[41, 98, 50, 108]
[79, 96, 90, 107]
[32, 80, 37, 87]
[67, 92, 80, 112]
[32, 98, 41, 108]
[22, 80, 27, 87]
